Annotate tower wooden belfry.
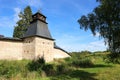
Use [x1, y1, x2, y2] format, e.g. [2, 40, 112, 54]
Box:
[24, 11, 54, 40]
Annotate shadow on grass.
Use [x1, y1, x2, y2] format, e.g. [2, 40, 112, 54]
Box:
[69, 70, 97, 80]
[78, 64, 113, 68]
[50, 70, 97, 80]
[92, 64, 113, 68]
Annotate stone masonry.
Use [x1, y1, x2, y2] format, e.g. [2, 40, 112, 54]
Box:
[0, 12, 70, 62]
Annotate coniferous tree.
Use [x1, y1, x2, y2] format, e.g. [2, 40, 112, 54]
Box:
[13, 6, 32, 38]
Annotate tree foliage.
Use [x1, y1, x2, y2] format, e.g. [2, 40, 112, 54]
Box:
[13, 6, 32, 38]
[78, 0, 120, 55]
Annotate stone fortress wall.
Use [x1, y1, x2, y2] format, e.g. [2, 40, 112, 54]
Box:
[0, 37, 70, 62]
[0, 39, 23, 60]
[35, 37, 54, 62]
[22, 37, 36, 60]
[0, 12, 70, 62]
[54, 48, 70, 59]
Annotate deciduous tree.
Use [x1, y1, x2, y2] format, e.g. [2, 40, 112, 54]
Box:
[78, 0, 120, 63]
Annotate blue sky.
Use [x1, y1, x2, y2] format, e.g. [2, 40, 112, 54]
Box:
[0, 0, 107, 52]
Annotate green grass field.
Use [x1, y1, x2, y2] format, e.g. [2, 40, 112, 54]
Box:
[0, 52, 120, 80]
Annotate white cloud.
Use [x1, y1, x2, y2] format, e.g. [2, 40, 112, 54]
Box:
[86, 40, 107, 51]
[0, 16, 15, 37]
[14, 8, 21, 22]
[58, 40, 107, 52]
[55, 34, 107, 52]
[0, 7, 21, 28]
[0, 17, 14, 28]
[95, 32, 100, 37]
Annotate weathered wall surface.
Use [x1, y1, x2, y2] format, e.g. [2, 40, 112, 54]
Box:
[0, 40, 22, 60]
[0, 37, 70, 62]
[53, 48, 70, 59]
[22, 37, 36, 60]
[35, 37, 54, 62]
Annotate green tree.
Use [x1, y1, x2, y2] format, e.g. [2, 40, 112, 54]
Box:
[13, 6, 33, 38]
[78, 0, 120, 63]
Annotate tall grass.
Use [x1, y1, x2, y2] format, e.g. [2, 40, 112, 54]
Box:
[0, 51, 120, 80]
[0, 60, 30, 78]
